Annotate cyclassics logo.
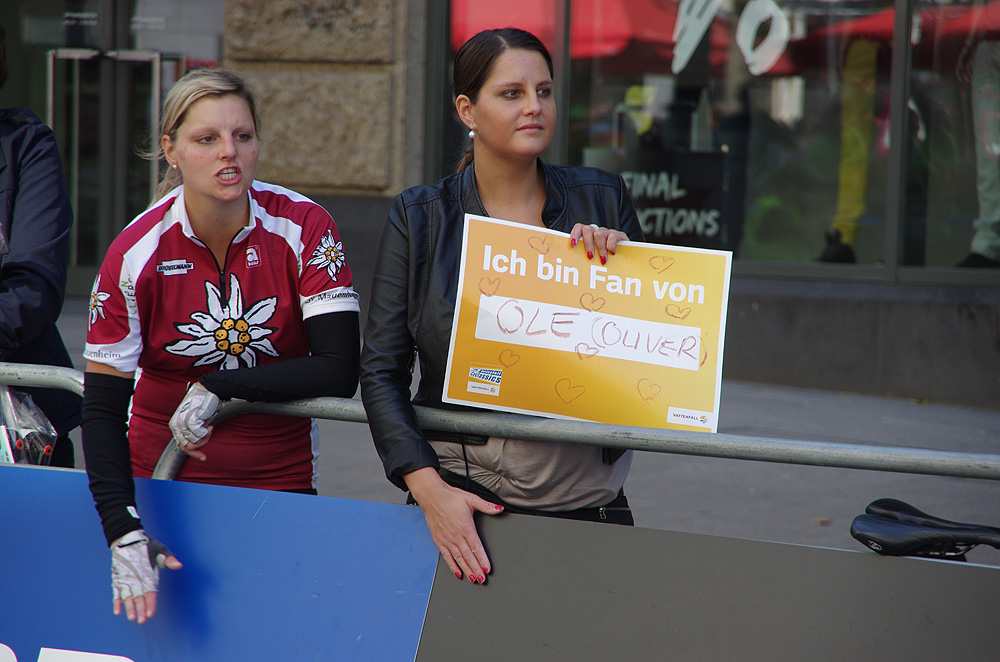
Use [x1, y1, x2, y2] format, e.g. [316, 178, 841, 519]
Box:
[469, 367, 502, 384]
[466, 364, 502, 396]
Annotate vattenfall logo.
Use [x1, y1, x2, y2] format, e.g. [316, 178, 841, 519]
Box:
[469, 367, 502, 384]
[667, 408, 713, 428]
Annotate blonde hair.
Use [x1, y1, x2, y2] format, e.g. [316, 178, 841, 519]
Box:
[144, 67, 261, 203]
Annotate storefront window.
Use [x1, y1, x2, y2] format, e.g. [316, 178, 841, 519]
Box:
[911, 0, 1000, 268]
[1, 1, 222, 290]
[448, 0, 998, 274]
[568, 0, 900, 265]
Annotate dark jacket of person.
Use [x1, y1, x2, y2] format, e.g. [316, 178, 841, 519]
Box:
[0, 107, 81, 434]
[360, 161, 643, 490]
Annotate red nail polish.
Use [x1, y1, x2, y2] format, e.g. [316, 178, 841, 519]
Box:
[570, 238, 577, 247]
[610, 250, 616, 255]
[478, 575, 485, 583]
[600, 255, 607, 265]
[455, 571, 462, 579]
[469, 575, 477, 583]
[587, 251, 594, 260]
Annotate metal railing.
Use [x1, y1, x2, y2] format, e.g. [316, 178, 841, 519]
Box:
[0, 363, 85, 397]
[4, 362, 1000, 483]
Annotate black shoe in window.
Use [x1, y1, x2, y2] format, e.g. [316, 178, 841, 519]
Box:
[956, 252, 1000, 268]
[818, 229, 856, 263]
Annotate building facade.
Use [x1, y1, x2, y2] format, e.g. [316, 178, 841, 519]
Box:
[2, 0, 997, 407]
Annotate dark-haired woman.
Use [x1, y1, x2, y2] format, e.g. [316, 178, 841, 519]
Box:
[360, 28, 643, 585]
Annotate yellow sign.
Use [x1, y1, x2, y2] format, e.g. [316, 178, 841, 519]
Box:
[443, 214, 732, 431]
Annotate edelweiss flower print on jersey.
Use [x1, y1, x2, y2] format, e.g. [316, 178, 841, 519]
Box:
[89, 274, 112, 329]
[165, 273, 279, 370]
[307, 229, 346, 281]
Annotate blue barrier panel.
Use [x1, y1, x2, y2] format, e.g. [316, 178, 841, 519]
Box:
[0, 464, 438, 661]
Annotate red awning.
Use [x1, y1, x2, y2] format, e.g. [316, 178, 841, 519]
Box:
[806, 1, 1000, 46]
[450, 0, 732, 69]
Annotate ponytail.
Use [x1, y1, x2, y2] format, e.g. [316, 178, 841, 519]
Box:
[456, 141, 474, 174]
[151, 165, 183, 204]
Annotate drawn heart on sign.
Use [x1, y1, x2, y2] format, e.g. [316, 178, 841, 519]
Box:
[580, 292, 606, 312]
[649, 256, 675, 273]
[637, 378, 661, 403]
[527, 236, 550, 254]
[499, 349, 520, 367]
[554, 378, 586, 404]
[665, 303, 691, 320]
[574, 343, 600, 359]
[479, 277, 500, 296]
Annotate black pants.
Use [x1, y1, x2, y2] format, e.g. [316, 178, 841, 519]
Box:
[409, 469, 634, 526]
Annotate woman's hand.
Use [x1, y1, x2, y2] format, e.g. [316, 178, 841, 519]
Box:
[169, 382, 220, 461]
[569, 223, 629, 265]
[404, 467, 504, 584]
[110, 530, 183, 624]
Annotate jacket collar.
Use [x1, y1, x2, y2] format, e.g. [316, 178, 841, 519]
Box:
[459, 165, 487, 217]
[459, 159, 563, 229]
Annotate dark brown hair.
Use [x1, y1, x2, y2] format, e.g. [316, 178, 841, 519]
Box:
[453, 28, 553, 173]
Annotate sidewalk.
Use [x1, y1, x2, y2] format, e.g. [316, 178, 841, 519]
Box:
[57, 296, 1000, 565]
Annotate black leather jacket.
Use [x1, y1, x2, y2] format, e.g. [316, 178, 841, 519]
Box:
[360, 161, 643, 490]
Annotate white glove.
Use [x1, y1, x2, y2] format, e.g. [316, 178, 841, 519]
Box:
[169, 382, 220, 447]
[111, 529, 171, 602]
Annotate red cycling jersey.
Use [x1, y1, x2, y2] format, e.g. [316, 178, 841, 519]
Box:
[84, 181, 359, 489]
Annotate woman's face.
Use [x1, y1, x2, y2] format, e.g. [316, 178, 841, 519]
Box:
[461, 48, 555, 164]
[163, 93, 258, 210]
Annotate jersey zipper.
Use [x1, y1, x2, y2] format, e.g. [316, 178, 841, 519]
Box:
[205, 234, 240, 299]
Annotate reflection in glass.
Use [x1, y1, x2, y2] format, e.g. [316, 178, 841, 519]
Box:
[450, 0, 1000, 270]
[924, 0, 1000, 268]
[567, 0, 910, 264]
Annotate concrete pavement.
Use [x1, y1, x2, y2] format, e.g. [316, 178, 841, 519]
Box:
[57, 296, 1000, 565]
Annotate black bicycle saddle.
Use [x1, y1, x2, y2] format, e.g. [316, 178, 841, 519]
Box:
[850, 498, 1000, 561]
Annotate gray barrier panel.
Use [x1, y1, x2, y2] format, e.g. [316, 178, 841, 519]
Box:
[417, 513, 1000, 660]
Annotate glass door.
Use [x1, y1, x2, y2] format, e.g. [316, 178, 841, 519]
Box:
[2, 1, 221, 295]
[47, 47, 183, 284]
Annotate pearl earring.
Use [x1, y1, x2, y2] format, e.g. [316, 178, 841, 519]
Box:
[468, 130, 475, 140]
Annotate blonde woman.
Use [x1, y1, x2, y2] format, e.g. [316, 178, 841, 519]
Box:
[82, 68, 360, 623]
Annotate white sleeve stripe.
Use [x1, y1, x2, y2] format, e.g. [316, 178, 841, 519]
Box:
[301, 287, 361, 319]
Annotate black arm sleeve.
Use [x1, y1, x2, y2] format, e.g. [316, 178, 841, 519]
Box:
[82, 371, 142, 546]
[198, 310, 360, 402]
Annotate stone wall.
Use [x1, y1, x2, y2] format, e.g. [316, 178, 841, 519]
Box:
[223, 0, 426, 196]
